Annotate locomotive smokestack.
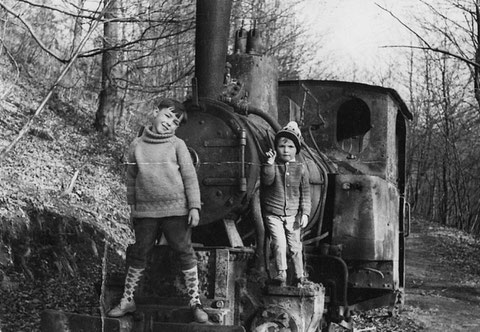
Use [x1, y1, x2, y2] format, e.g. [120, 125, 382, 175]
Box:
[195, 0, 232, 99]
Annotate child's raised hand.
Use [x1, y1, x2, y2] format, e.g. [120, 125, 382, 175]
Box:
[266, 149, 276, 165]
[188, 208, 200, 227]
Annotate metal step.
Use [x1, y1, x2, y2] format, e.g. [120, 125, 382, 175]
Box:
[150, 322, 245, 332]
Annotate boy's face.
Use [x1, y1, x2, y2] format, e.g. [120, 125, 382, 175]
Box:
[276, 137, 296, 162]
[152, 106, 183, 135]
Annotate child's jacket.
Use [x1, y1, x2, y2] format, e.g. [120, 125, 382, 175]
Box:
[261, 160, 311, 217]
[126, 126, 201, 218]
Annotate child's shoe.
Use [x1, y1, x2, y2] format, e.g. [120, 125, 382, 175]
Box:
[107, 298, 136, 317]
[294, 276, 311, 287]
[191, 303, 208, 323]
[272, 270, 287, 287]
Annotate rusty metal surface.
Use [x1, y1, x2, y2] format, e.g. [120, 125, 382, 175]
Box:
[227, 53, 279, 121]
[251, 283, 325, 332]
[265, 284, 320, 297]
[151, 322, 245, 332]
[348, 261, 396, 290]
[214, 249, 230, 300]
[177, 100, 262, 226]
[332, 174, 399, 261]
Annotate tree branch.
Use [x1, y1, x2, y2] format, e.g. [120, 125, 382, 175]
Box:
[376, 3, 434, 49]
[0, 1, 112, 162]
[17, 0, 100, 20]
[17, 0, 193, 24]
[79, 23, 194, 58]
[376, 3, 480, 69]
[0, 36, 20, 99]
[381, 45, 480, 69]
[0, 2, 68, 63]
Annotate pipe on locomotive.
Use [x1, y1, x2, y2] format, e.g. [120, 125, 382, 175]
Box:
[230, 101, 282, 132]
[195, 0, 232, 100]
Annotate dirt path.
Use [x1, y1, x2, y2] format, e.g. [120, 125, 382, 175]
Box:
[402, 219, 480, 331]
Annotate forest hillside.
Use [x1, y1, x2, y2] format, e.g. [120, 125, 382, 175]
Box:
[0, 53, 136, 331]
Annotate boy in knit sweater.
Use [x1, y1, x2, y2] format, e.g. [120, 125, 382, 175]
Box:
[261, 121, 311, 287]
[108, 99, 208, 323]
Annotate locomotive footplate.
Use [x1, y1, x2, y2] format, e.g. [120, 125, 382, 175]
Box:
[41, 308, 246, 332]
[133, 302, 232, 326]
[251, 283, 325, 332]
[147, 322, 245, 332]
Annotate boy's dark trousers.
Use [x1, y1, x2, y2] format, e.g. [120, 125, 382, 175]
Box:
[129, 216, 197, 270]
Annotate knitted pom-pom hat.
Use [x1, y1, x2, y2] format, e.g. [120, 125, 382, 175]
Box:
[274, 121, 302, 154]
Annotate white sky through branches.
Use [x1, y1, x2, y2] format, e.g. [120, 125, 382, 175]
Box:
[298, 0, 422, 79]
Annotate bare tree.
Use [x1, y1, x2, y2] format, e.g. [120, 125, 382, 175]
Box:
[375, 1, 480, 235]
[378, 1, 480, 109]
[95, 0, 121, 136]
[1, 0, 329, 137]
[230, 0, 329, 80]
[405, 31, 480, 233]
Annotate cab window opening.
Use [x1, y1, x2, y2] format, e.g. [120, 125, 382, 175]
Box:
[336, 98, 371, 154]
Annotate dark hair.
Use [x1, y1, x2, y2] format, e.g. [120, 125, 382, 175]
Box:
[157, 98, 187, 125]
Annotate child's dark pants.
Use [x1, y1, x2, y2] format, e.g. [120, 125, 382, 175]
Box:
[129, 216, 197, 271]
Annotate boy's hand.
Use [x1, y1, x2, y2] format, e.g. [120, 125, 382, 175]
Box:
[188, 208, 200, 227]
[301, 214, 309, 228]
[266, 149, 276, 165]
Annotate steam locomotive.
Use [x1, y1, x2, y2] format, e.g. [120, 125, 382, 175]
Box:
[41, 0, 411, 331]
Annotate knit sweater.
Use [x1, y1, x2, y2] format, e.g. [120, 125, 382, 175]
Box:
[261, 159, 311, 217]
[126, 126, 201, 218]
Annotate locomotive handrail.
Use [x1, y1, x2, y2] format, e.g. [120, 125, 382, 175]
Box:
[239, 129, 247, 192]
[300, 82, 326, 126]
[404, 200, 411, 237]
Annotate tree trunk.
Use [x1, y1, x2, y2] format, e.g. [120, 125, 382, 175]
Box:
[474, 3, 480, 109]
[95, 0, 120, 137]
[71, 0, 86, 54]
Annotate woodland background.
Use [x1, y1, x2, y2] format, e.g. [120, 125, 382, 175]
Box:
[1, 0, 480, 330]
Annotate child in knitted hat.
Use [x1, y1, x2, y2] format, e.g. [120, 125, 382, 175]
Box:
[261, 121, 311, 287]
[108, 98, 208, 323]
